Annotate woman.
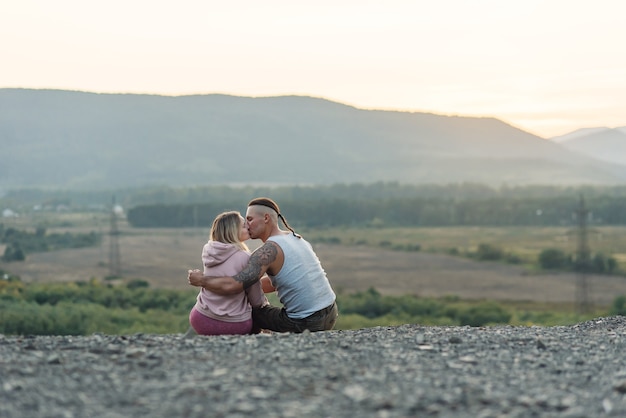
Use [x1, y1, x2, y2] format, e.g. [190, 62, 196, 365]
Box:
[188, 211, 269, 335]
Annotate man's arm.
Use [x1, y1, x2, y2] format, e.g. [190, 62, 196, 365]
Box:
[187, 241, 279, 294]
[187, 270, 243, 295]
[232, 241, 278, 289]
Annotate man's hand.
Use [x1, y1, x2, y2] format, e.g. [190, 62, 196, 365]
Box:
[188, 269, 204, 287]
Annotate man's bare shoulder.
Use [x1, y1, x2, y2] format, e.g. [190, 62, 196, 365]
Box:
[252, 241, 280, 264]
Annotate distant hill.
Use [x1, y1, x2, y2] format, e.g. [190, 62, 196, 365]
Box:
[1, 88, 625, 190]
[549, 127, 626, 166]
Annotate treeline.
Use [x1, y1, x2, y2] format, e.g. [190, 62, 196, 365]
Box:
[5, 182, 626, 211]
[4, 182, 626, 227]
[0, 224, 101, 262]
[126, 194, 626, 228]
[2, 278, 625, 335]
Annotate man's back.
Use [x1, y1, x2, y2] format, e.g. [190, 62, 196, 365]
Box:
[267, 233, 336, 319]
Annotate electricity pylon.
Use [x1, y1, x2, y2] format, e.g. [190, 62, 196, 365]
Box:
[109, 196, 121, 277]
[573, 195, 591, 314]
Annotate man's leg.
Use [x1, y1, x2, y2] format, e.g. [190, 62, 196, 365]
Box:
[302, 302, 338, 331]
[253, 302, 338, 333]
[252, 305, 304, 333]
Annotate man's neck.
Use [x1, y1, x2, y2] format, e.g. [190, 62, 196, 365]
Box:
[260, 227, 284, 242]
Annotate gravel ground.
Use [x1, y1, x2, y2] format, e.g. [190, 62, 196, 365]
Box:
[1, 317, 626, 418]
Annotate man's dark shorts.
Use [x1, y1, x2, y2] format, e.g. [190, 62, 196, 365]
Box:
[252, 302, 338, 333]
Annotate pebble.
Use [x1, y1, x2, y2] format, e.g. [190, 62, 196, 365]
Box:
[1, 317, 626, 417]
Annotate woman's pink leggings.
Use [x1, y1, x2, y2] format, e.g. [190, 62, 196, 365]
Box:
[189, 308, 253, 336]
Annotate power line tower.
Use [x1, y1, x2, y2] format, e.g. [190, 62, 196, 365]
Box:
[109, 196, 121, 277]
[573, 195, 591, 314]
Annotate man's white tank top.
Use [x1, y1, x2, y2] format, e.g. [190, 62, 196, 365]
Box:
[267, 233, 336, 319]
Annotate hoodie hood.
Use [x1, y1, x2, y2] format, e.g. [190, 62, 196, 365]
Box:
[202, 240, 242, 268]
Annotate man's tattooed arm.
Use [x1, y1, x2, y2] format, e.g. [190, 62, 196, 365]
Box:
[233, 242, 278, 290]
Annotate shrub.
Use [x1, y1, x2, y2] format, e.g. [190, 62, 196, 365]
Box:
[457, 302, 512, 327]
[337, 288, 448, 320]
[2, 243, 26, 262]
[473, 243, 503, 261]
[538, 248, 569, 270]
[591, 253, 618, 274]
[611, 295, 626, 316]
[127, 279, 150, 289]
[0, 300, 89, 335]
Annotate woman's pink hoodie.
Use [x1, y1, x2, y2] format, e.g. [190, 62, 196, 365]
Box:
[192, 240, 267, 322]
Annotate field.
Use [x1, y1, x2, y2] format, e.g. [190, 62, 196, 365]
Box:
[3, 213, 626, 309]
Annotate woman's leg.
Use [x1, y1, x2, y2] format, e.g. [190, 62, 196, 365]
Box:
[189, 308, 253, 335]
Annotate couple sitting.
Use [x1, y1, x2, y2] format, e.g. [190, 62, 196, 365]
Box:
[188, 197, 338, 335]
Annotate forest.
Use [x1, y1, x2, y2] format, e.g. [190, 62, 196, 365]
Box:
[4, 182, 626, 215]
[6, 182, 624, 227]
[125, 193, 626, 228]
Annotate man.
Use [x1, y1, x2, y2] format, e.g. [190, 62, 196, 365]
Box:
[188, 197, 338, 333]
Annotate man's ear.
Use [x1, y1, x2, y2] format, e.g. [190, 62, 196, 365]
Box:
[264, 213, 270, 223]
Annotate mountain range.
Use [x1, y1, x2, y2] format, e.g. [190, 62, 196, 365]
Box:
[550, 127, 626, 166]
[1, 88, 625, 191]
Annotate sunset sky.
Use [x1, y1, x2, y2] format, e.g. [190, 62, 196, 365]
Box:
[2, 0, 625, 138]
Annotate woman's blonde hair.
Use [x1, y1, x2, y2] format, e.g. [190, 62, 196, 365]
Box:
[210, 211, 249, 251]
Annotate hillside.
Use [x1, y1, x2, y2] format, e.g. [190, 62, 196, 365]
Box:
[550, 127, 626, 166]
[2, 88, 626, 190]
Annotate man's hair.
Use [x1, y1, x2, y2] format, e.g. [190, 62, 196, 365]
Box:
[210, 211, 249, 251]
[248, 197, 301, 238]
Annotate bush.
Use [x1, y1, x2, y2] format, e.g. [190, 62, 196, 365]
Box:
[127, 279, 150, 289]
[337, 288, 448, 320]
[0, 300, 89, 335]
[457, 302, 512, 327]
[473, 243, 503, 261]
[591, 253, 618, 274]
[538, 248, 569, 270]
[611, 295, 626, 316]
[338, 288, 391, 318]
[2, 243, 26, 262]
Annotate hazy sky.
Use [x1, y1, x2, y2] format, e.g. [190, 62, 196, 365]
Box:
[2, 0, 625, 138]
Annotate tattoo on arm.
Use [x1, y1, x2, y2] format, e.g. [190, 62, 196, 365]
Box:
[234, 242, 278, 289]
